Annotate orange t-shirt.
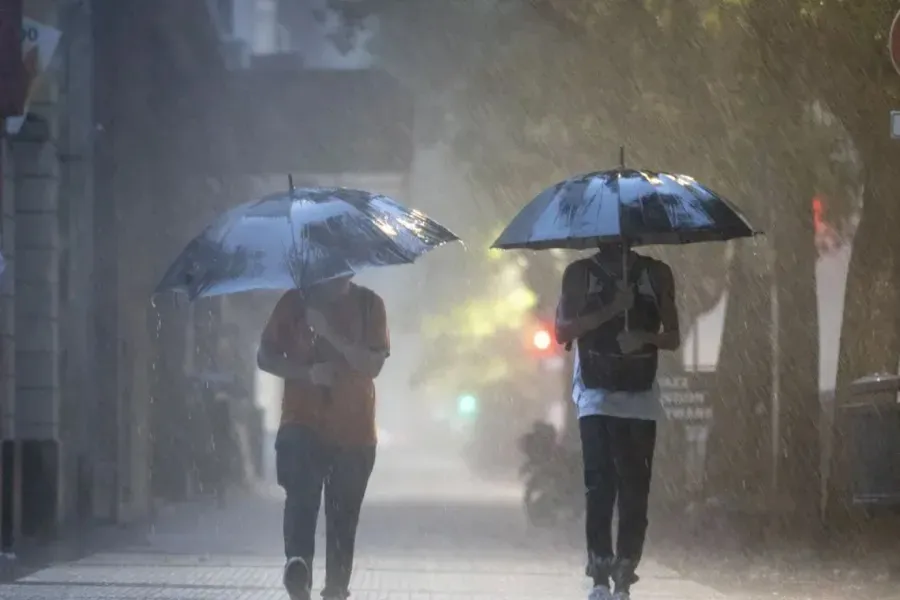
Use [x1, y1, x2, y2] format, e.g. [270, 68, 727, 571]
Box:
[261, 284, 389, 447]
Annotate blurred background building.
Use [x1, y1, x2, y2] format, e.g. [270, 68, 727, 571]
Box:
[0, 0, 413, 556]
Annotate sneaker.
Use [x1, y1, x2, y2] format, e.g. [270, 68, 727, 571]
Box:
[321, 588, 350, 600]
[283, 557, 311, 600]
[588, 584, 614, 600]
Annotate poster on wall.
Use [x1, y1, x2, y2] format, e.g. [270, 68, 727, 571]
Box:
[4, 16, 62, 135]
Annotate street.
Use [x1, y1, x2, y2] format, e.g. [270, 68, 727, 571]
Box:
[1, 448, 865, 600]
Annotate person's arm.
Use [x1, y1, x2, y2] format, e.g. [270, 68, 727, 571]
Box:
[257, 343, 315, 381]
[555, 261, 632, 345]
[629, 261, 681, 351]
[256, 291, 315, 381]
[307, 292, 390, 378]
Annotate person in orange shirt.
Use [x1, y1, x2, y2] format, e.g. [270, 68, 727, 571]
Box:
[257, 276, 389, 600]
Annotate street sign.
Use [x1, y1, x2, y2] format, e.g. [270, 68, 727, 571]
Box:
[890, 9, 900, 76]
[659, 374, 713, 422]
[655, 372, 714, 498]
[4, 17, 61, 135]
[891, 111, 900, 139]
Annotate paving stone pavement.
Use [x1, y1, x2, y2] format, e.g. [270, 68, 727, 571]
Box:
[2, 451, 744, 599]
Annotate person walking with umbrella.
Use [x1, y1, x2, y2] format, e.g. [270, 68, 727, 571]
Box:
[155, 184, 459, 600]
[491, 154, 759, 600]
[259, 274, 389, 600]
[555, 242, 679, 598]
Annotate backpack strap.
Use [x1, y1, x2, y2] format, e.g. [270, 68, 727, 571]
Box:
[633, 255, 662, 309]
[584, 253, 643, 288]
[583, 257, 616, 290]
[585, 253, 661, 311]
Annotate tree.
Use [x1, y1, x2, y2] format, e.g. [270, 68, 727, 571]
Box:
[791, 0, 900, 520]
[449, 0, 828, 522]
[339, 0, 896, 522]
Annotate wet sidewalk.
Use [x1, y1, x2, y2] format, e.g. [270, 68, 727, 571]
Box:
[1, 452, 811, 599]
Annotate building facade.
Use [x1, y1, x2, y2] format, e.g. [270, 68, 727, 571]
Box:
[1, 0, 415, 554]
[1, 0, 233, 553]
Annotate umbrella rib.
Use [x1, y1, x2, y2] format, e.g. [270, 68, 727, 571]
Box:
[680, 181, 718, 229]
[286, 200, 307, 289]
[617, 170, 626, 246]
[595, 174, 610, 247]
[356, 201, 420, 263]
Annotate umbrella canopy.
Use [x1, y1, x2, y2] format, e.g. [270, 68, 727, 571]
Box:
[492, 169, 760, 250]
[155, 187, 460, 300]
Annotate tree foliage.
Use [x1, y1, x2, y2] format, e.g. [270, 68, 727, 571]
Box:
[331, 0, 900, 516]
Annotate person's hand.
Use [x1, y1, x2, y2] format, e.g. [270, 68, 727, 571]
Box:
[617, 330, 645, 354]
[609, 283, 634, 313]
[309, 362, 337, 387]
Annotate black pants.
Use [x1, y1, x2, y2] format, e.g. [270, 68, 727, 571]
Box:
[275, 425, 376, 596]
[579, 415, 656, 585]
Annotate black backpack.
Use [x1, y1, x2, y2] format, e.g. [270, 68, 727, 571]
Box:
[576, 255, 662, 392]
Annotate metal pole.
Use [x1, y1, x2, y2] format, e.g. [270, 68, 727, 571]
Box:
[769, 187, 781, 492]
[0, 118, 5, 554]
[1, 121, 23, 558]
[692, 324, 700, 372]
[623, 247, 629, 331]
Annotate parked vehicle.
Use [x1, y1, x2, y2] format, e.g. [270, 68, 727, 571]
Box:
[518, 421, 584, 527]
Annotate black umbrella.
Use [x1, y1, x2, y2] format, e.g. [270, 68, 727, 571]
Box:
[493, 149, 759, 251]
[492, 148, 762, 327]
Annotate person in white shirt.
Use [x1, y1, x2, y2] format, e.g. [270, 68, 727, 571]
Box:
[555, 244, 680, 600]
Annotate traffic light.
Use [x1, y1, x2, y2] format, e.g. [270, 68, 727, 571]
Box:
[457, 393, 479, 416]
[532, 327, 552, 351]
[527, 322, 554, 355]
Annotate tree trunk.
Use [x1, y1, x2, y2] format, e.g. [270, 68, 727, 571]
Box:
[707, 243, 772, 500]
[827, 129, 900, 521]
[769, 157, 820, 522]
[728, 0, 823, 523]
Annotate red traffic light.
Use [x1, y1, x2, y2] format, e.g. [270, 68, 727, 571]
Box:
[532, 328, 552, 351]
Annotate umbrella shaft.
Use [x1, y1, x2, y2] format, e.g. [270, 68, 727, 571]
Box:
[623, 245, 629, 331]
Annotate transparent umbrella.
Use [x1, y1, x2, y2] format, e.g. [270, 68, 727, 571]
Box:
[155, 183, 461, 300]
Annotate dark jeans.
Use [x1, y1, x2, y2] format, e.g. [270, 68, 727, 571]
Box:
[579, 415, 656, 586]
[275, 425, 376, 596]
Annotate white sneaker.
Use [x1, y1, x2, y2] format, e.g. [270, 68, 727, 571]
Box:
[283, 557, 311, 600]
[588, 584, 614, 600]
